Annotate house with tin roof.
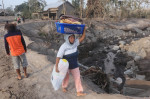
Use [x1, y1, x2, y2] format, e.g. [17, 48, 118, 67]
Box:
[39, 1, 75, 20]
[0, 9, 8, 16]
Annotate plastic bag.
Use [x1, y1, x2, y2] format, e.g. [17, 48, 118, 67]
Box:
[51, 59, 69, 90]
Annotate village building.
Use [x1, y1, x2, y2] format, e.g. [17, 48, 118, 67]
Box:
[0, 9, 8, 16]
[39, 1, 75, 20]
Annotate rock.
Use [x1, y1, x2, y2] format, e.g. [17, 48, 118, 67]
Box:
[104, 52, 116, 75]
[119, 44, 123, 48]
[132, 28, 143, 34]
[123, 45, 129, 51]
[113, 45, 120, 50]
[89, 51, 93, 56]
[120, 48, 126, 52]
[136, 74, 145, 80]
[124, 37, 150, 59]
[119, 41, 126, 45]
[117, 50, 121, 53]
[138, 48, 147, 58]
[123, 87, 145, 96]
[127, 51, 136, 57]
[109, 77, 122, 85]
[126, 60, 135, 69]
[116, 77, 123, 85]
[124, 69, 134, 75]
[147, 27, 150, 31]
[118, 37, 121, 40]
[131, 40, 135, 44]
[109, 45, 114, 49]
[134, 56, 141, 61]
[124, 66, 138, 78]
[40, 24, 51, 33]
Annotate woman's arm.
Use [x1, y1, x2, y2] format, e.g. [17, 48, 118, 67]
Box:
[79, 27, 86, 43]
[55, 57, 60, 72]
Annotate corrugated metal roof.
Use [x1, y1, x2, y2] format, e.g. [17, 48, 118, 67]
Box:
[44, 1, 64, 11]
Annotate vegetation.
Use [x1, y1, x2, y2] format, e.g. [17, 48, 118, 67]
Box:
[6, 6, 14, 16]
[14, 0, 47, 18]
[3, 0, 150, 19]
[86, 0, 150, 19]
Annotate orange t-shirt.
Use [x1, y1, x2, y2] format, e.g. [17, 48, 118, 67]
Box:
[4, 31, 26, 56]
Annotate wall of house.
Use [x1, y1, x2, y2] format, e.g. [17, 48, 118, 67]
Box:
[57, 2, 75, 19]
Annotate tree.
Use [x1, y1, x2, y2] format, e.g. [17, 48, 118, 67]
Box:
[14, 2, 29, 12]
[28, 0, 46, 13]
[14, 2, 31, 18]
[72, 0, 80, 15]
[2, 0, 5, 16]
[86, 0, 106, 18]
[80, 0, 84, 18]
[14, 0, 47, 18]
[6, 6, 14, 16]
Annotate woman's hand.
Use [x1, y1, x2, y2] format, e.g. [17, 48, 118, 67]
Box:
[56, 66, 60, 73]
[79, 27, 86, 43]
[55, 57, 60, 73]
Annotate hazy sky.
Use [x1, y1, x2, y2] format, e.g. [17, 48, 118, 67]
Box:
[0, 0, 87, 9]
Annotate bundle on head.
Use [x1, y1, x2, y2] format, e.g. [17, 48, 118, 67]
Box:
[60, 15, 82, 24]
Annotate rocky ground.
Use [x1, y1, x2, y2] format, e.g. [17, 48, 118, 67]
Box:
[0, 16, 150, 98]
[17, 18, 150, 97]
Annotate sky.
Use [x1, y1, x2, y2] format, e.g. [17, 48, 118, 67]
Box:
[0, 0, 87, 9]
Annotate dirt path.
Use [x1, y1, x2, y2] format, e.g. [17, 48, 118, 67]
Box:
[0, 36, 38, 98]
[0, 21, 147, 99]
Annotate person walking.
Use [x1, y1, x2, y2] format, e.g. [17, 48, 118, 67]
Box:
[4, 23, 28, 80]
[55, 28, 86, 96]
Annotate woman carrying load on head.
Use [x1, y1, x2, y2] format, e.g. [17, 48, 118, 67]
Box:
[55, 27, 86, 96]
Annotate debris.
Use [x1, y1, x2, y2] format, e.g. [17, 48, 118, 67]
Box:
[81, 66, 109, 92]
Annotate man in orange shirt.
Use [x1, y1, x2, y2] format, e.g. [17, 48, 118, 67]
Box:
[4, 24, 28, 80]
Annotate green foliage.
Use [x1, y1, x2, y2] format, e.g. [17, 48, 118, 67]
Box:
[28, 0, 46, 12]
[14, 2, 29, 12]
[14, 0, 47, 18]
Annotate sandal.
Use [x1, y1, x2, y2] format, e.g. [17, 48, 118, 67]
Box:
[77, 92, 86, 96]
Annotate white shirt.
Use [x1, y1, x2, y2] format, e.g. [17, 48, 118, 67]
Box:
[57, 39, 80, 58]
